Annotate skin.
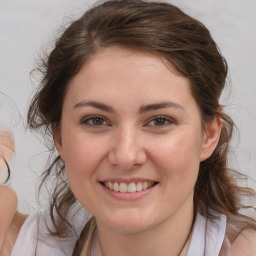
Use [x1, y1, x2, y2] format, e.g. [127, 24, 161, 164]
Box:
[54, 46, 222, 256]
[0, 186, 18, 255]
[0, 129, 14, 182]
[0, 129, 17, 255]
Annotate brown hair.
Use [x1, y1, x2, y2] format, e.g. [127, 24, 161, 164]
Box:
[28, 0, 256, 244]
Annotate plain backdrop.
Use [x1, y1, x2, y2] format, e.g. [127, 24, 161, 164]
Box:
[0, 0, 256, 214]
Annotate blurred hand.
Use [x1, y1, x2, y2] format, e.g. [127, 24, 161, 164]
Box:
[0, 129, 17, 255]
[0, 129, 15, 183]
[0, 185, 18, 254]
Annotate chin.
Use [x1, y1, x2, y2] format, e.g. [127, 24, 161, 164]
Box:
[101, 210, 157, 233]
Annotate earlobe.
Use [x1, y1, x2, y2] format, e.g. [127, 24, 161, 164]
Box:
[52, 127, 65, 162]
[200, 115, 222, 161]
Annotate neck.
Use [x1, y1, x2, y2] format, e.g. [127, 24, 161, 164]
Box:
[96, 196, 194, 256]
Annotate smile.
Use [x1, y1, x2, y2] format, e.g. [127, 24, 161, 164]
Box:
[102, 181, 157, 193]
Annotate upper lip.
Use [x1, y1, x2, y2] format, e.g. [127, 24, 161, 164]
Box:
[99, 178, 158, 184]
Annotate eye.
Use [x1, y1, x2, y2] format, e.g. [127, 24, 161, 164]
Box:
[146, 116, 173, 127]
[81, 115, 109, 127]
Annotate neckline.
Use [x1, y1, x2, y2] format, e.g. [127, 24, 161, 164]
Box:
[90, 222, 193, 256]
[79, 210, 226, 256]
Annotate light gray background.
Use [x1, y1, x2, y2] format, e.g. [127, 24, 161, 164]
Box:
[0, 0, 255, 214]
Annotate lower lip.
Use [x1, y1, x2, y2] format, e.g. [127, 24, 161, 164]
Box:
[100, 183, 156, 201]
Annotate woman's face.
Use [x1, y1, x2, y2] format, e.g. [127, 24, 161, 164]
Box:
[55, 47, 220, 233]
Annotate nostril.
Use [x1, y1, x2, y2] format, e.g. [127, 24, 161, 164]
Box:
[108, 146, 147, 169]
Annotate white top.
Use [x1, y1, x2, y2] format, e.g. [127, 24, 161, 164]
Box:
[11, 209, 226, 256]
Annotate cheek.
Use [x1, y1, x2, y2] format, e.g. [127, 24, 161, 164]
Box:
[149, 132, 202, 175]
[61, 131, 107, 180]
[149, 131, 202, 203]
[62, 134, 108, 208]
[150, 134, 201, 210]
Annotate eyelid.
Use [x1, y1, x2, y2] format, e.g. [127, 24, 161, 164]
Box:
[81, 115, 111, 127]
[80, 115, 175, 128]
[145, 115, 175, 127]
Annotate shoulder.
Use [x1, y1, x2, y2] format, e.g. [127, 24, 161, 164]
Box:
[229, 230, 256, 255]
[2, 211, 28, 256]
[12, 211, 88, 256]
[10, 212, 42, 256]
[0, 185, 20, 255]
[223, 229, 256, 256]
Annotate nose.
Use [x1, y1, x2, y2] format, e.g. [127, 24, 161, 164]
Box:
[108, 126, 147, 169]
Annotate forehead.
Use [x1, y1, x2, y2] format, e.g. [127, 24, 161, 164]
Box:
[65, 46, 196, 112]
[84, 46, 181, 77]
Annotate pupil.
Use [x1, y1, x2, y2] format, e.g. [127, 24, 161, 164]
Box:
[155, 118, 165, 125]
[93, 118, 103, 125]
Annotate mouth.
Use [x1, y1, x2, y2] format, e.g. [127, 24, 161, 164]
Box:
[101, 181, 158, 193]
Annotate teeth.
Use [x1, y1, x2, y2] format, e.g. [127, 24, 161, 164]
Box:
[142, 181, 148, 190]
[120, 183, 128, 193]
[104, 181, 155, 193]
[128, 182, 136, 193]
[113, 182, 119, 192]
[136, 182, 143, 192]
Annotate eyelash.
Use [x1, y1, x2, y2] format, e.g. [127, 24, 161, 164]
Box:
[80, 115, 174, 128]
[81, 115, 110, 127]
[146, 116, 174, 128]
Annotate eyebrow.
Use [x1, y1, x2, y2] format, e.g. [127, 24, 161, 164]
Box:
[73, 101, 115, 113]
[139, 101, 185, 113]
[73, 100, 185, 113]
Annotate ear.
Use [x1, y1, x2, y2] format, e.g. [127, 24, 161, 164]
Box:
[52, 126, 65, 162]
[200, 115, 222, 162]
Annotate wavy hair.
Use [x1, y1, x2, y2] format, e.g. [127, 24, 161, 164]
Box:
[28, 0, 256, 243]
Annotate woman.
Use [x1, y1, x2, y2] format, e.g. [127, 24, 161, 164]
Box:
[4, 0, 256, 255]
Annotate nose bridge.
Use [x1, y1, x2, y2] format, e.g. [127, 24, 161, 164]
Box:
[109, 124, 146, 169]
